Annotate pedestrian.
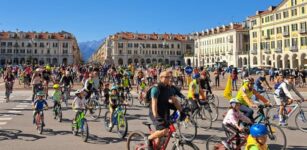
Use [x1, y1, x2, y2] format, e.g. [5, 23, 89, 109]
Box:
[269, 67, 275, 82]
[214, 68, 220, 88]
[232, 68, 238, 91]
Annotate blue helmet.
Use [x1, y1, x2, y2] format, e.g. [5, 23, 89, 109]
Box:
[192, 73, 200, 79]
[250, 124, 268, 137]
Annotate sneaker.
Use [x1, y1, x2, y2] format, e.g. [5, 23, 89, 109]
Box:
[221, 140, 231, 150]
[279, 120, 288, 127]
[108, 123, 113, 128]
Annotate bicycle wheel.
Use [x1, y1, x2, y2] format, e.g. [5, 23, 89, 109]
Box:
[266, 106, 280, 124]
[209, 103, 219, 122]
[126, 131, 147, 150]
[103, 111, 113, 132]
[89, 100, 101, 120]
[194, 108, 212, 130]
[36, 114, 43, 134]
[266, 123, 287, 150]
[122, 104, 127, 115]
[206, 135, 224, 150]
[117, 112, 128, 139]
[208, 94, 219, 107]
[81, 119, 89, 142]
[295, 110, 307, 133]
[178, 116, 197, 142]
[171, 140, 199, 150]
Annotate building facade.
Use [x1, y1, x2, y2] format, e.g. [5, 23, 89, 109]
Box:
[192, 23, 250, 68]
[248, 0, 307, 69]
[0, 31, 82, 66]
[90, 32, 194, 66]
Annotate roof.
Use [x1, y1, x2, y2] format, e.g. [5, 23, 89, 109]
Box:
[193, 23, 246, 37]
[112, 32, 191, 41]
[0, 31, 74, 40]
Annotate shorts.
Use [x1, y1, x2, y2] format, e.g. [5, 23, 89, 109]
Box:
[149, 113, 168, 130]
[274, 95, 290, 105]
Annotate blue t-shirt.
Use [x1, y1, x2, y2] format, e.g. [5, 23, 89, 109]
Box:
[254, 77, 266, 90]
[34, 99, 48, 110]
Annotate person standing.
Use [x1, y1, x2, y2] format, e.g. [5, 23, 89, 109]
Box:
[232, 68, 238, 91]
[214, 68, 220, 88]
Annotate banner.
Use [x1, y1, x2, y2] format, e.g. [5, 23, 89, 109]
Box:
[224, 75, 232, 100]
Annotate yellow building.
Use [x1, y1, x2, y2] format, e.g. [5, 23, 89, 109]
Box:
[248, 0, 307, 69]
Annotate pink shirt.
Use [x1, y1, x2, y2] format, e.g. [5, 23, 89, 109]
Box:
[223, 109, 251, 126]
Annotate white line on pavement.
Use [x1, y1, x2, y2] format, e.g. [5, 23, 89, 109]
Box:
[8, 111, 21, 113]
[16, 105, 28, 108]
[11, 108, 24, 110]
[0, 118, 12, 121]
[0, 122, 7, 125]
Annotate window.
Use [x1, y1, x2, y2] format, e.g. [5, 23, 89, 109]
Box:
[301, 37, 307, 46]
[277, 27, 282, 34]
[27, 49, 32, 54]
[291, 9, 297, 16]
[302, 7, 305, 14]
[40, 42, 44, 48]
[291, 0, 297, 6]
[127, 43, 133, 48]
[1, 49, 5, 53]
[176, 51, 181, 55]
[292, 24, 298, 31]
[0, 42, 6, 46]
[34, 49, 37, 54]
[270, 28, 275, 35]
[127, 50, 132, 54]
[21, 42, 24, 47]
[62, 43, 68, 48]
[271, 41, 275, 49]
[133, 43, 139, 48]
[252, 32, 257, 38]
[270, 15, 274, 21]
[47, 49, 50, 54]
[158, 44, 163, 48]
[261, 30, 265, 36]
[63, 50, 68, 54]
[292, 38, 298, 46]
[277, 40, 282, 48]
[284, 39, 290, 47]
[134, 50, 137, 54]
[251, 20, 257, 26]
[177, 44, 180, 49]
[262, 18, 264, 23]
[7, 42, 12, 47]
[301, 22, 307, 30]
[284, 25, 289, 32]
[276, 13, 282, 20]
[283, 11, 289, 18]
[253, 43, 257, 50]
[146, 44, 151, 48]
[118, 43, 123, 48]
[119, 50, 122, 54]
[7, 49, 12, 53]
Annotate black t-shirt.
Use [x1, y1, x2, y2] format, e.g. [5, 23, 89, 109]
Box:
[42, 70, 51, 80]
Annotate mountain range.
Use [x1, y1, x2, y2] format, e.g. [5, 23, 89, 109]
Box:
[78, 39, 104, 62]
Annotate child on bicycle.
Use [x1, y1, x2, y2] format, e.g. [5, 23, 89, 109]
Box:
[103, 83, 110, 105]
[139, 78, 147, 101]
[72, 89, 86, 123]
[245, 123, 269, 150]
[109, 86, 120, 128]
[33, 91, 48, 126]
[52, 84, 62, 118]
[222, 98, 252, 149]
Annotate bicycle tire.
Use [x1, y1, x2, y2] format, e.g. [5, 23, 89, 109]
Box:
[209, 103, 219, 122]
[267, 123, 287, 150]
[127, 93, 134, 106]
[193, 107, 212, 130]
[126, 131, 147, 150]
[81, 119, 89, 142]
[178, 117, 197, 142]
[206, 135, 223, 150]
[171, 140, 199, 150]
[72, 121, 78, 136]
[295, 109, 307, 133]
[104, 111, 113, 132]
[89, 100, 101, 120]
[117, 112, 128, 139]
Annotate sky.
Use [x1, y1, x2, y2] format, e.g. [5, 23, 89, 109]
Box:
[0, 0, 282, 42]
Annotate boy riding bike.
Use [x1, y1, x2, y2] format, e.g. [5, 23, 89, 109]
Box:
[52, 84, 62, 118]
[72, 90, 86, 123]
[32, 91, 48, 126]
[108, 86, 121, 128]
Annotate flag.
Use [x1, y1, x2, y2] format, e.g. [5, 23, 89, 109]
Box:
[224, 75, 232, 100]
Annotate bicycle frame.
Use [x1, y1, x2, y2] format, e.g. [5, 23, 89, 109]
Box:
[146, 123, 177, 150]
[226, 133, 248, 150]
[76, 111, 86, 129]
[113, 106, 124, 125]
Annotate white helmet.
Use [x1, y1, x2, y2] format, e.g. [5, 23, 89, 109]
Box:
[229, 98, 240, 104]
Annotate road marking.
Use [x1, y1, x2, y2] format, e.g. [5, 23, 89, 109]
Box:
[8, 111, 21, 113]
[11, 108, 24, 110]
[0, 122, 7, 125]
[16, 105, 28, 108]
[3, 115, 10, 117]
[0, 118, 12, 121]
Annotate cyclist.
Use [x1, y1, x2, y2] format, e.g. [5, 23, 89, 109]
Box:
[136, 69, 144, 93]
[187, 73, 206, 112]
[245, 124, 269, 150]
[122, 73, 132, 99]
[31, 69, 43, 102]
[222, 98, 252, 149]
[147, 71, 184, 149]
[274, 75, 305, 126]
[138, 78, 147, 103]
[108, 86, 121, 128]
[236, 78, 271, 122]
[253, 72, 272, 102]
[42, 65, 52, 98]
[3, 66, 15, 102]
[52, 84, 62, 118]
[60, 70, 74, 95]
[72, 89, 86, 124]
[32, 91, 48, 126]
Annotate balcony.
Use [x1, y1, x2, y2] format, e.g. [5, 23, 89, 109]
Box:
[299, 28, 307, 34]
[227, 49, 233, 55]
[205, 53, 209, 56]
[283, 31, 290, 37]
[210, 52, 214, 56]
[215, 51, 219, 55]
[275, 48, 282, 53]
[264, 34, 270, 40]
[228, 38, 233, 43]
[264, 49, 271, 54]
[290, 46, 298, 52]
[221, 51, 225, 55]
[251, 49, 257, 54]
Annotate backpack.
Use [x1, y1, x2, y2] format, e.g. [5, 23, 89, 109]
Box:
[144, 84, 160, 105]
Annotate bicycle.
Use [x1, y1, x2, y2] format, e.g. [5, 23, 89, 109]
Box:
[104, 105, 128, 139]
[85, 92, 102, 120]
[62, 85, 70, 107]
[72, 109, 89, 142]
[206, 92, 220, 107]
[34, 108, 48, 134]
[191, 99, 213, 131]
[268, 99, 307, 133]
[124, 88, 134, 106]
[53, 101, 62, 122]
[207, 105, 287, 150]
[126, 114, 199, 150]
